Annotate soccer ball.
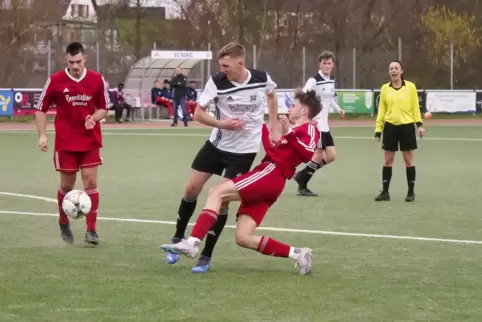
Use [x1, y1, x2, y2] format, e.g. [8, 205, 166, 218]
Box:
[424, 112, 432, 119]
[62, 190, 92, 219]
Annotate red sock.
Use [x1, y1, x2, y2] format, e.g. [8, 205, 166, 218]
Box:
[257, 236, 290, 258]
[85, 187, 99, 231]
[190, 209, 218, 240]
[57, 188, 69, 225]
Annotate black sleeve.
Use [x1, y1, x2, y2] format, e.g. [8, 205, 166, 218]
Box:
[180, 76, 187, 88]
[170, 77, 177, 88]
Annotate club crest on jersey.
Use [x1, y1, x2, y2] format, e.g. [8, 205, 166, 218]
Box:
[65, 94, 92, 106]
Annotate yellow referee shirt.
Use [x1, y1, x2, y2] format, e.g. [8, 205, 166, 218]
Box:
[375, 80, 422, 133]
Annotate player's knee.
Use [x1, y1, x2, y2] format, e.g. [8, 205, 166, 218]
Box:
[60, 173, 76, 191]
[324, 150, 336, 163]
[402, 152, 414, 167]
[383, 153, 395, 166]
[60, 186, 73, 193]
[81, 174, 97, 189]
[235, 231, 251, 248]
[184, 182, 202, 199]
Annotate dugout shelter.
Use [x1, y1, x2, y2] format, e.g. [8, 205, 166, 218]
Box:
[123, 50, 212, 120]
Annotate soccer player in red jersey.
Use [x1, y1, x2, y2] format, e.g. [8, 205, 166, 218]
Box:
[161, 89, 321, 275]
[35, 42, 109, 246]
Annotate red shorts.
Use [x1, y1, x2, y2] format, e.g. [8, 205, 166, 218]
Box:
[53, 149, 103, 173]
[232, 162, 286, 226]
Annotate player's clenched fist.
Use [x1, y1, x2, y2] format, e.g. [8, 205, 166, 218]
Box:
[38, 135, 48, 152]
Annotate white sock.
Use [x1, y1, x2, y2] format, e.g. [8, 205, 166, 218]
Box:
[288, 247, 300, 260]
[186, 236, 200, 246]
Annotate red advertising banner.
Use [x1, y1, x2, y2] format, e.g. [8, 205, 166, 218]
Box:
[13, 89, 56, 115]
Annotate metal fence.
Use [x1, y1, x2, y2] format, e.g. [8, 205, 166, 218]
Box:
[10, 38, 465, 91]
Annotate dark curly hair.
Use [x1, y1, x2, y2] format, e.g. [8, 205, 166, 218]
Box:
[293, 89, 322, 119]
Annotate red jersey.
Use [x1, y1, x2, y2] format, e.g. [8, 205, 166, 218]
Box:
[261, 122, 320, 179]
[36, 68, 110, 152]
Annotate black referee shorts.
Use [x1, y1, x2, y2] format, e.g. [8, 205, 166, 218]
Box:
[382, 122, 417, 152]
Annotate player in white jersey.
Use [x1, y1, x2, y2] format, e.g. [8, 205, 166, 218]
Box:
[161, 42, 280, 273]
[294, 51, 345, 196]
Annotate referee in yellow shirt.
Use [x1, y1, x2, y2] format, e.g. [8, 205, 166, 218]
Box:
[374, 60, 425, 202]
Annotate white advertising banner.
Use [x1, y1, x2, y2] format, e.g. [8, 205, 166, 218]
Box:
[425, 90, 476, 113]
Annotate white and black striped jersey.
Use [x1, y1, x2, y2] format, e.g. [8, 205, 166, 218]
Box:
[198, 69, 277, 154]
[303, 72, 340, 132]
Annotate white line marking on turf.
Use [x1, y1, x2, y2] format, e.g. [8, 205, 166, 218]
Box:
[1, 192, 482, 246]
[0, 192, 56, 203]
[1, 131, 482, 142]
[0, 210, 482, 245]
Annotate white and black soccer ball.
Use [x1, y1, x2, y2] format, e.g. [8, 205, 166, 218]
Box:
[62, 190, 92, 219]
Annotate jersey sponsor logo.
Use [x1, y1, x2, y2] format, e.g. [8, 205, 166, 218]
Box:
[65, 94, 92, 106]
[228, 103, 258, 112]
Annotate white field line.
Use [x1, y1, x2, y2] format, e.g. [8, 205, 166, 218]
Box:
[1, 192, 482, 245]
[1, 131, 482, 141]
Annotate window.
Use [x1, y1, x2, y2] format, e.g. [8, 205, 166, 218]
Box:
[78, 5, 89, 18]
[78, 5, 84, 17]
[71, 4, 76, 17]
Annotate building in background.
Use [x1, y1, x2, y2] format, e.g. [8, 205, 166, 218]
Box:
[94, 0, 187, 19]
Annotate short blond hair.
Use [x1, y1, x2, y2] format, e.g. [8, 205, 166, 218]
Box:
[217, 42, 246, 59]
[318, 50, 335, 62]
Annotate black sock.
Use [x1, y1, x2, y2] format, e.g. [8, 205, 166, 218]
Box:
[382, 166, 392, 193]
[406, 166, 416, 194]
[299, 160, 324, 187]
[174, 196, 197, 239]
[200, 207, 228, 259]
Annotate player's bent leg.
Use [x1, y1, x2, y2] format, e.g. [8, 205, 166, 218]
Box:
[295, 148, 324, 197]
[80, 165, 100, 245]
[322, 146, 336, 164]
[236, 214, 312, 275]
[194, 151, 256, 273]
[59, 172, 77, 244]
[375, 151, 395, 201]
[402, 150, 416, 202]
[193, 199, 229, 274]
[160, 180, 241, 259]
[165, 169, 213, 264]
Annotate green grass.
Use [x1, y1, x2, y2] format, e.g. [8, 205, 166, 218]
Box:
[1, 126, 482, 321]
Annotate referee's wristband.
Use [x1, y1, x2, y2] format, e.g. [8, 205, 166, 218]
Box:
[416, 122, 423, 128]
[375, 132, 381, 139]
